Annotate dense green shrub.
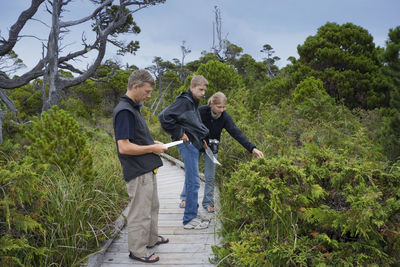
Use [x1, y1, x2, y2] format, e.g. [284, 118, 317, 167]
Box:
[376, 108, 400, 161]
[1, 112, 127, 266]
[295, 22, 390, 110]
[196, 60, 243, 98]
[178, 60, 244, 99]
[0, 157, 48, 266]
[292, 77, 335, 119]
[210, 68, 399, 266]
[215, 153, 400, 266]
[8, 81, 42, 120]
[26, 106, 94, 181]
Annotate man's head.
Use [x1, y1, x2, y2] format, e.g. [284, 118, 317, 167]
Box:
[127, 69, 155, 104]
[190, 75, 208, 100]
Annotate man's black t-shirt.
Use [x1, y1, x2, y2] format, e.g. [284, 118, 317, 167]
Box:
[114, 110, 135, 141]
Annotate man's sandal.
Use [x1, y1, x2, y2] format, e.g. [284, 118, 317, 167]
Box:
[146, 235, 169, 248]
[129, 252, 159, 263]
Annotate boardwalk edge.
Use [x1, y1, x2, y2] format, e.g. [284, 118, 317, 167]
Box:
[82, 205, 128, 267]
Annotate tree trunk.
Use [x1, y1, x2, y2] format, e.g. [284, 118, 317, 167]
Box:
[0, 88, 18, 144]
[0, 108, 4, 144]
[42, 0, 61, 111]
[158, 75, 165, 109]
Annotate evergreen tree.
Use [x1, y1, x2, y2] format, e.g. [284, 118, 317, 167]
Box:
[381, 26, 400, 111]
[296, 22, 390, 109]
[26, 106, 94, 181]
[195, 60, 243, 98]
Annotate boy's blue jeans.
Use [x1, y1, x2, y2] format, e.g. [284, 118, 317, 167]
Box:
[180, 151, 217, 209]
[178, 142, 200, 224]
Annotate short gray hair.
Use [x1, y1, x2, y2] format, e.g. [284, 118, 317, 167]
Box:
[128, 69, 155, 90]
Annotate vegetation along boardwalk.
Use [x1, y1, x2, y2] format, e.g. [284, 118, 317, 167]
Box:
[93, 156, 220, 266]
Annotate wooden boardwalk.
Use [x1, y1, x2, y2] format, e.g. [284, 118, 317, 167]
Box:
[95, 156, 220, 266]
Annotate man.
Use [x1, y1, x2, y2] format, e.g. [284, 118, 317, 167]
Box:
[158, 75, 210, 229]
[113, 69, 169, 263]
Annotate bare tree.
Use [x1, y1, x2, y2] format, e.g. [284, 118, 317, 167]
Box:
[179, 40, 191, 83]
[146, 56, 173, 109]
[0, 0, 165, 111]
[0, 0, 44, 142]
[211, 6, 227, 61]
[0, 0, 45, 56]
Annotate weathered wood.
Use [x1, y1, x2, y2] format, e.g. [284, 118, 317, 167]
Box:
[102, 252, 214, 265]
[93, 157, 220, 266]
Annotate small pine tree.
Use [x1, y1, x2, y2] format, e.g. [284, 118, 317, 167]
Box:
[26, 106, 94, 181]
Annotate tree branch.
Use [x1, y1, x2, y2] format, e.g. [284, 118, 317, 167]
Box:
[18, 35, 47, 42]
[58, 2, 134, 88]
[30, 18, 51, 28]
[58, 43, 97, 63]
[0, 0, 45, 56]
[58, 35, 107, 88]
[59, 62, 84, 74]
[0, 59, 46, 89]
[59, 0, 113, 28]
[0, 89, 17, 113]
[89, 68, 119, 82]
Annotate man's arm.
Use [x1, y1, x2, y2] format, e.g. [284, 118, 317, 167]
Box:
[117, 139, 167, 155]
[114, 110, 167, 155]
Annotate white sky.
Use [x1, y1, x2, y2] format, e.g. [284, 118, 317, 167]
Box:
[1, 0, 399, 75]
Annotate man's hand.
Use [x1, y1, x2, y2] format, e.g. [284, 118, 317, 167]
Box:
[252, 148, 264, 158]
[180, 133, 189, 142]
[152, 142, 167, 155]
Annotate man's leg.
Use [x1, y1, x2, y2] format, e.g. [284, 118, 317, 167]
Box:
[148, 172, 160, 247]
[126, 172, 155, 257]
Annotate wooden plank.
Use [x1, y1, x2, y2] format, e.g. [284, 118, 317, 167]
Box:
[97, 157, 220, 266]
[107, 243, 213, 253]
[102, 252, 214, 265]
[113, 233, 217, 244]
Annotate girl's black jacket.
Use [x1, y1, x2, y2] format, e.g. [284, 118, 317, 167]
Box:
[199, 105, 256, 153]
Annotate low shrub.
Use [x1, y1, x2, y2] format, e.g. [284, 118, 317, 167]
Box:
[215, 152, 400, 266]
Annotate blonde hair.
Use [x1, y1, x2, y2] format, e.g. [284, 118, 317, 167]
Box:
[190, 75, 208, 87]
[128, 69, 155, 90]
[208, 92, 227, 105]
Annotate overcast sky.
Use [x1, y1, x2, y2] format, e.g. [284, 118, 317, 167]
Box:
[2, 0, 399, 74]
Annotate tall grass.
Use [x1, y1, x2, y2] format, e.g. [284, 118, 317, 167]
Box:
[37, 129, 128, 266]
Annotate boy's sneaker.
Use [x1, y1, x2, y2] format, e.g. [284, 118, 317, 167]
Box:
[183, 216, 210, 229]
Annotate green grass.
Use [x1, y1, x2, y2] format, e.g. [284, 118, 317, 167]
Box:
[0, 124, 128, 266]
[37, 128, 128, 266]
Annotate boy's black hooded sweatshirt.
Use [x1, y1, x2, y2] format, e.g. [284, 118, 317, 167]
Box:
[158, 90, 209, 150]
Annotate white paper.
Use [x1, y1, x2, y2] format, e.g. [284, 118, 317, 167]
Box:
[163, 140, 183, 148]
